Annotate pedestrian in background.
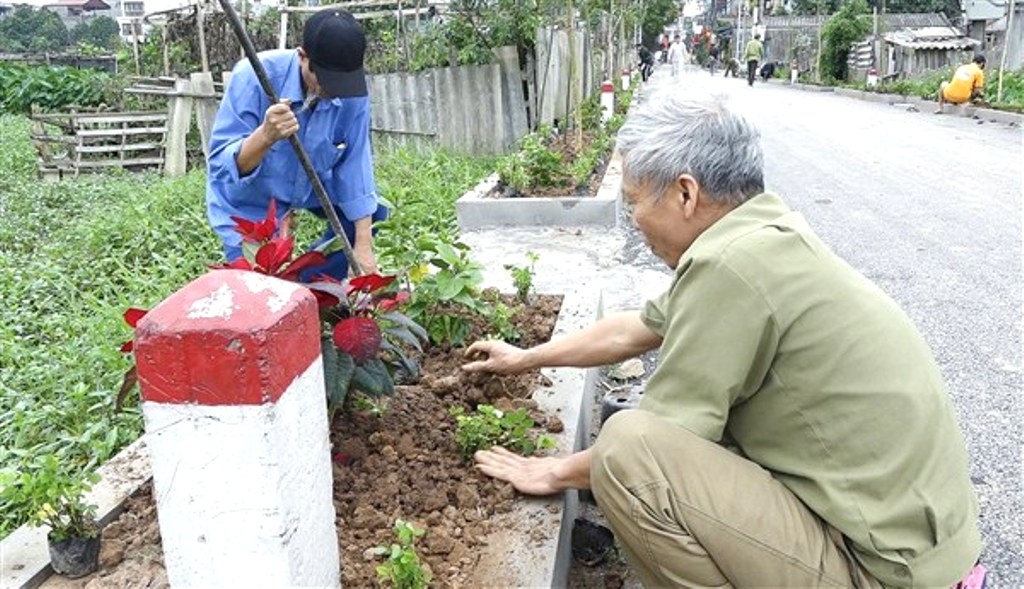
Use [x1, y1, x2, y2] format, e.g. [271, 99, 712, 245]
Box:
[667, 34, 686, 78]
[744, 33, 764, 86]
[935, 54, 986, 114]
[637, 44, 655, 82]
[206, 8, 387, 279]
[708, 43, 720, 76]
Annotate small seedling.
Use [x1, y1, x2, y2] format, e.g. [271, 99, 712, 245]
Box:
[450, 404, 553, 460]
[352, 395, 389, 417]
[373, 519, 431, 589]
[485, 300, 520, 342]
[504, 251, 539, 304]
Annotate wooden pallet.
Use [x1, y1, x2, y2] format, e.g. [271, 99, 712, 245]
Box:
[30, 110, 169, 180]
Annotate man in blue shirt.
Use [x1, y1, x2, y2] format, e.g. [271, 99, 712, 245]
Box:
[206, 8, 387, 279]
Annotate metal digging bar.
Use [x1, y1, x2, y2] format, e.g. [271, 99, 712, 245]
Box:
[215, 0, 364, 276]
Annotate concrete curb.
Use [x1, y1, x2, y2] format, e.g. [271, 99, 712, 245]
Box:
[766, 78, 1022, 126]
[468, 289, 602, 588]
[455, 151, 624, 231]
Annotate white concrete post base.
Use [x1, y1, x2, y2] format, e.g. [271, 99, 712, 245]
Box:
[135, 270, 339, 588]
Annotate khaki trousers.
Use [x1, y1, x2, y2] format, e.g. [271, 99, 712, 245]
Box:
[590, 410, 884, 588]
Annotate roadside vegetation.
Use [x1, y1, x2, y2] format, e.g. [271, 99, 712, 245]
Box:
[0, 113, 493, 538]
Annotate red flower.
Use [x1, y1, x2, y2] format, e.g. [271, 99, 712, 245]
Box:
[333, 317, 382, 363]
[377, 290, 410, 313]
[119, 307, 149, 353]
[231, 200, 278, 244]
[347, 273, 396, 295]
[254, 236, 294, 275]
[278, 251, 329, 282]
[211, 257, 253, 271]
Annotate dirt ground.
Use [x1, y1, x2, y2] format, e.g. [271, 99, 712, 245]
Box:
[42, 294, 582, 588]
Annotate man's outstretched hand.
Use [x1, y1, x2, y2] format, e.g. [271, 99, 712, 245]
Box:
[474, 447, 592, 496]
[474, 447, 566, 496]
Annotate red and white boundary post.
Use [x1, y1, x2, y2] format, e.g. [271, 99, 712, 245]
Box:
[600, 80, 615, 123]
[134, 270, 339, 587]
[621, 68, 631, 91]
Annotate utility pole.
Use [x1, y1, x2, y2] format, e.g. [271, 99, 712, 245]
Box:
[997, 0, 1018, 102]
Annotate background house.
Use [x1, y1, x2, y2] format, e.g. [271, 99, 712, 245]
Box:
[879, 26, 980, 78]
[43, 0, 111, 29]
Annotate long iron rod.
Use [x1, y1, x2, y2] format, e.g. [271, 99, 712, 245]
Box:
[215, 0, 364, 276]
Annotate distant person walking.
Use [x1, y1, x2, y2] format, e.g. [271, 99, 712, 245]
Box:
[634, 45, 651, 82]
[668, 34, 686, 78]
[935, 54, 986, 114]
[637, 45, 655, 82]
[745, 34, 765, 86]
[708, 43, 720, 76]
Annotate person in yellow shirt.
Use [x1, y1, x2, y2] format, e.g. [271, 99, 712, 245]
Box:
[935, 54, 986, 113]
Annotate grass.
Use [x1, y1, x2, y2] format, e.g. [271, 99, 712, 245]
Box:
[821, 67, 1024, 112]
[0, 114, 493, 538]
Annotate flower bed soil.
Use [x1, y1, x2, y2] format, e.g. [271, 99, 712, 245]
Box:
[41, 293, 564, 588]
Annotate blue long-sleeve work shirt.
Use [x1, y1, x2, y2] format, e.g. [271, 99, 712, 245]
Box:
[206, 49, 382, 254]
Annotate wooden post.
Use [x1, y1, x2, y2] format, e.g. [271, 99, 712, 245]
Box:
[132, 23, 141, 75]
[279, 9, 289, 50]
[191, 72, 219, 162]
[162, 25, 170, 76]
[196, 1, 209, 73]
[164, 78, 193, 177]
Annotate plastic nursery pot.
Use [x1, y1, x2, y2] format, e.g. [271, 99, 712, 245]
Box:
[571, 518, 615, 566]
[48, 533, 101, 579]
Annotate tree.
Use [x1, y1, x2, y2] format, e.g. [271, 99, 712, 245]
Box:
[792, 0, 842, 15]
[70, 16, 121, 51]
[820, 0, 870, 81]
[0, 6, 70, 53]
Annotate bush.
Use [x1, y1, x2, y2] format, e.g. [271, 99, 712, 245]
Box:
[0, 63, 124, 114]
[820, 0, 870, 82]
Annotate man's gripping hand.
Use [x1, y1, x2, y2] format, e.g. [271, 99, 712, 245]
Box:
[259, 99, 300, 145]
[462, 340, 531, 375]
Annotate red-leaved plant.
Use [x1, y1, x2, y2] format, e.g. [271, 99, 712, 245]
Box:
[118, 203, 427, 415]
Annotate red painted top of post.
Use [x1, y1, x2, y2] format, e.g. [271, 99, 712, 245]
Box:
[601, 80, 614, 93]
[134, 270, 321, 406]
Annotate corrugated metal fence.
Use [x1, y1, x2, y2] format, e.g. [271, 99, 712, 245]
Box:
[368, 28, 604, 155]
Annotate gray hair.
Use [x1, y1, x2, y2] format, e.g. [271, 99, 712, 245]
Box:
[616, 90, 764, 206]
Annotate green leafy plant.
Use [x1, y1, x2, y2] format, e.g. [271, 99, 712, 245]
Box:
[0, 455, 99, 542]
[352, 394, 389, 417]
[0, 63, 123, 114]
[496, 125, 567, 192]
[504, 251, 539, 304]
[820, 0, 870, 82]
[450, 404, 556, 460]
[483, 294, 521, 343]
[404, 241, 490, 347]
[373, 519, 431, 589]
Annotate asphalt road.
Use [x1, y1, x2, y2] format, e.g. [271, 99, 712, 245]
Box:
[464, 66, 1022, 584]
[648, 66, 1024, 585]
